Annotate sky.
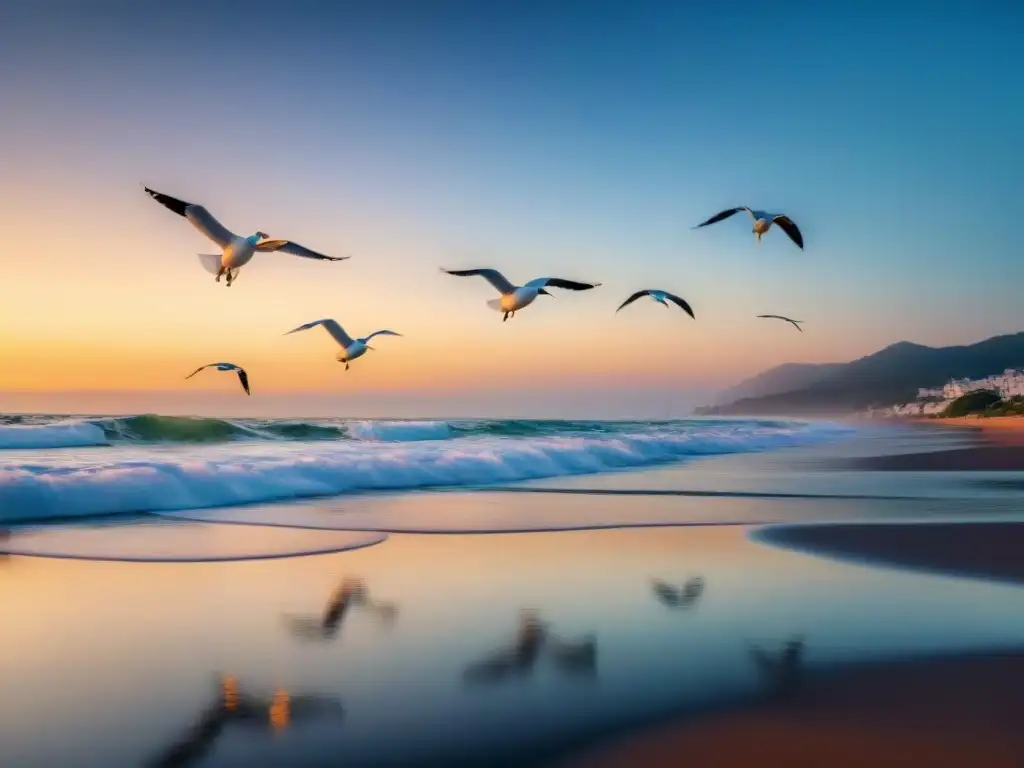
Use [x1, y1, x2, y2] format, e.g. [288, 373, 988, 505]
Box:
[0, 2, 1021, 418]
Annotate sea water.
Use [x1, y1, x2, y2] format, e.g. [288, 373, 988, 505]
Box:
[0, 415, 850, 523]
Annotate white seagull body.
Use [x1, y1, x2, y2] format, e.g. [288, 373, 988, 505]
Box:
[144, 187, 348, 287]
[694, 207, 804, 250]
[617, 289, 695, 318]
[185, 362, 251, 395]
[757, 314, 804, 332]
[441, 268, 601, 321]
[285, 319, 402, 370]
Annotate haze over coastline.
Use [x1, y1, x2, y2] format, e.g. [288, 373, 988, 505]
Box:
[1, 4, 1021, 419]
[2, 5, 1024, 767]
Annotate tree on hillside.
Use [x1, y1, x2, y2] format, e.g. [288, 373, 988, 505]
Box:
[941, 389, 1002, 418]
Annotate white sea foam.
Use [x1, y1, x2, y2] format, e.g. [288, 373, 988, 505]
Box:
[0, 421, 851, 522]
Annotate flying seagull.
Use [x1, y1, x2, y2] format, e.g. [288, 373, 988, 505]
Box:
[757, 314, 804, 332]
[143, 186, 348, 287]
[285, 319, 402, 370]
[694, 207, 803, 250]
[185, 363, 250, 395]
[616, 290, 695, 318]
[441, 268, 601, 322]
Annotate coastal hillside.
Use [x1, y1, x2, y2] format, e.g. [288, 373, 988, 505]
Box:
[713, 361, 844, 405]
[696, 332, 1024, 416]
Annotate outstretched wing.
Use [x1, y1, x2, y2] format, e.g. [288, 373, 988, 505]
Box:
[664, 292, 695, 319]
[526, 277, 601, 291]
[144, 186, 236, 247]
[757, 315, 803, 332]
[441, 268, 516, 295]
[184, 364, 214, 380]
[772, 215, 804, 249]
[693, 207, 752, 228]
[236, 369, 251, 395]
[285, 319, 354, 347]
[255, 238, 348, 261]
[363, 330, 403, 343]
[616, 290, 651, 312]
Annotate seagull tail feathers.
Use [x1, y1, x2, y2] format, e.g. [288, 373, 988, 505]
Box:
[197, 254, 222, 275]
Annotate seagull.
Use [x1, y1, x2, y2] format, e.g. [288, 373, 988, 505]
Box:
[651, 576, 705, 609]
[617, 290, 695, 318]
[185, 363, 250, 395]
[285, 319, 401, 370]
[441, 268, 601, 321]
[757, 314, 804, 332]
[694, 207, 804, 250]
[143, 186, 348, 287]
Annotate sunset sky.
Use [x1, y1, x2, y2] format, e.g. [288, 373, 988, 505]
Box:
[1, 3, 1021, 418]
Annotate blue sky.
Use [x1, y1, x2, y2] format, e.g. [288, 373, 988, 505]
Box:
[0, 2, 1021, 417]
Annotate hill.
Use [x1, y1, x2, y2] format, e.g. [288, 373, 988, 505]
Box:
[713, 361, 844, 404]
[696, 332, 1024, 416]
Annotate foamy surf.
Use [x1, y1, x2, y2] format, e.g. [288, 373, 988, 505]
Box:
[0, 418, 852, 522]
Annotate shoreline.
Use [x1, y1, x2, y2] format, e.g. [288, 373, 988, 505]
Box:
[850, 416, 1024, 471]
[562, 519, 1024, 767]
[560, 648, 1024, 768]
[754, 520, 1024, 586]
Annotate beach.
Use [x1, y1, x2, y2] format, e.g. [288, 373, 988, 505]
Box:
[3, 419, 1024, 766]
[563, 648, 1024, 768]
[854, 415, 1024, 471]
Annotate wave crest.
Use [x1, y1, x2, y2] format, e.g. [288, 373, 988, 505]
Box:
[0, 421, 851, 521]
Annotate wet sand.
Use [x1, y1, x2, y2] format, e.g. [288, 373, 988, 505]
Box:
[562, 517, 1024, 768]
[758, 521, 1024, 585]
[856, 417, 1024, 470]
[563, 649, 1024, 768]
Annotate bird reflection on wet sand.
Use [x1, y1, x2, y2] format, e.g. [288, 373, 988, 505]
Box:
[464, 609, 597, 684]
[651, 576, 705, 609]
[283, 575, 398, 641]
[147, 674, 343, 768]
[749, 635, 806, 698]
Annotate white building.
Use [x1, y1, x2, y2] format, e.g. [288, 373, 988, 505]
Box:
[885, 368, 1024, 417]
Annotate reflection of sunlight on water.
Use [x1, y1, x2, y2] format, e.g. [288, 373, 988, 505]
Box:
[223, 675, 238, 712]
[5, 523, 1024, 766]
[269, 689, 289, 733]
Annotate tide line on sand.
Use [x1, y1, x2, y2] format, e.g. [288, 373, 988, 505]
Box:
[561, 517, 1024, 768]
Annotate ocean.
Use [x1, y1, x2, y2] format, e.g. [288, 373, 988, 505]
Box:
[6, 417, 1024, 766]
[0, 415, 850, 523]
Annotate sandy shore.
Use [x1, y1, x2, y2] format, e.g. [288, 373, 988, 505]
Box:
[856, 416, 1024, 470]
[562, 520, 1024, 767]
[758, 520, 1024, 585]
[562, 649, 1024, 768]
[918, 416, 1024, 443]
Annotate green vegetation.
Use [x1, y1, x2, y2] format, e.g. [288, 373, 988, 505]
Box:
[940, 389, 1002, 418]
[982, 394, 1024, 417]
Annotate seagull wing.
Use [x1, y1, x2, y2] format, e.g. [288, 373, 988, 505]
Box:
[236, 368, 251, 395]
[664, 292, 695, 319]
[184, 364, 215, 380]
[255, 238, 348, 261]
[144, 187, 236, 248]
[772, 215, 804, 249]
[363, 330, 403, 343]
[616, 290, 651, 312]
[757, 315, 803, 332]
[694, 207, 753, 228]
[285, 319, 354, 347]
[441, 268, 516, 294]
[526, 277, 601, 291]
